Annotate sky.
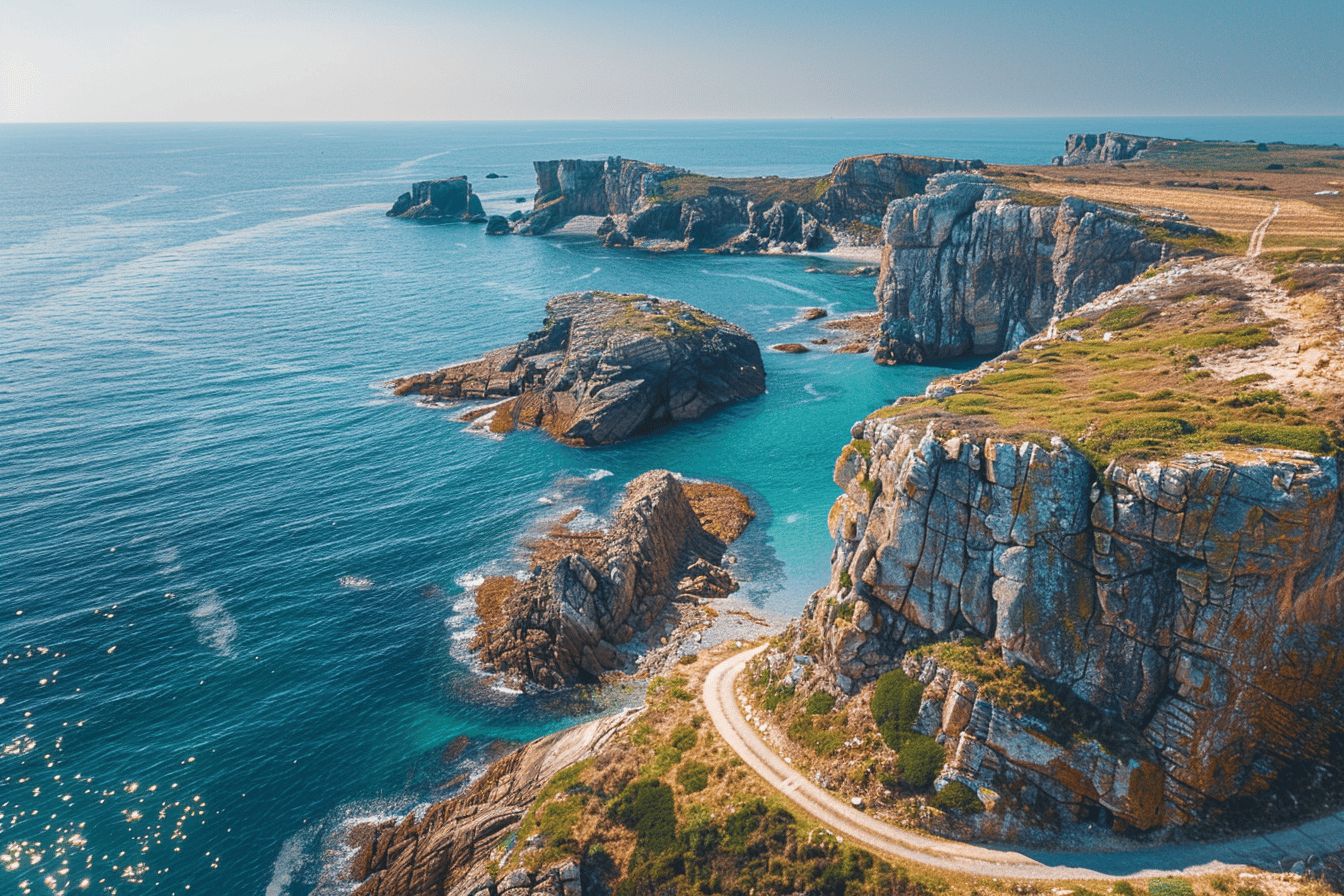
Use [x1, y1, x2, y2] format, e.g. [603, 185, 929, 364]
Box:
[2, 0, 1342, 123]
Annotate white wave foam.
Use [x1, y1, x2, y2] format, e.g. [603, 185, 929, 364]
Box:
[586, 468, 614, 481]
[785, 513, 803, 524]
[265, 827, 316, 896]
[188, 591, 237, 657]
[574, 266, 602, 282]
[454, 572, 485, 590]
[338, 575, 374, 590]
[699, 269, 825, 300]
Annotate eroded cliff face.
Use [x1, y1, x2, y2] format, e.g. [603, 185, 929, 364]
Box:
[873, 173, 1167, 363]
[348, 712, 633, 896]
[473, 471, 752, 688]
[390, 291, 765, 446]
[511, 154, 981, 252]
[1052, 132, 1166, 166]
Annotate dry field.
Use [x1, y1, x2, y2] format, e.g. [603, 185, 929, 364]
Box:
[990, 140, 1344, 253]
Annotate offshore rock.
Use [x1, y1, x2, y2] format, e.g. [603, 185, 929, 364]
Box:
[349, 712, 632, 896]
[472, 471, 753, 688]
[387, 176, 487, 221]
[485, 214, 511, 235]
[873, 172, 1167, 362]
[389, 291, 765, 446]
[508, 153, 982, 252]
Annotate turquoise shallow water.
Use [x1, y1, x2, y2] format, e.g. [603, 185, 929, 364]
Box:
[2, 118, 1342, 895]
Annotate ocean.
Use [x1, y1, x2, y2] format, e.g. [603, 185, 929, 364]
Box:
[3, 117, 1341, 895]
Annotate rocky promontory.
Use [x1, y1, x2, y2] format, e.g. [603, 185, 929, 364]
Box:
[873, 171, 1183, 363]
[387, 176, 487, 221]
[801, 257, 1344, 831]
[509, 153, 983, 252]
[1052, 132, 1168, 166]
[473, 470, 754, 688]
[390, 291, 765, 446]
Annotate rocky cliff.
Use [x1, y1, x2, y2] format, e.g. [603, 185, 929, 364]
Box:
[873, 172, 1172, 363]
[348, 711, 634, 896]
[473, 471, 753, 688]
[388, 177, 487, 221]
[807, 259, 1344, 830]
[510, 153, 982, 252]
[1052, 132, 1165, 166]
[390, 291, 765, 446]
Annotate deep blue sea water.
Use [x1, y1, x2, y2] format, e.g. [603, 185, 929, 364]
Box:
[3, 117, 1341, 895]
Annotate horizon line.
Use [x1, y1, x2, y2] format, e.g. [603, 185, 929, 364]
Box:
[4, 113, 1344, 127]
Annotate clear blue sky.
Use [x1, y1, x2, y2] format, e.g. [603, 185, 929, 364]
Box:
[2, 0, 1341, 122]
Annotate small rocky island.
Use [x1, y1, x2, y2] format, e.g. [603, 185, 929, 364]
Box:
[473, 470, 754, 688]
[390, 291, 766, 445]
[387, 176, 486, 221]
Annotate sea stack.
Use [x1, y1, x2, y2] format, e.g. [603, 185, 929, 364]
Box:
[387, 176, 487, 221]
[390, 291, 766, 445]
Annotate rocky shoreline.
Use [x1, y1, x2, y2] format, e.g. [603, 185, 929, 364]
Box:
[472, 470, 754, 689]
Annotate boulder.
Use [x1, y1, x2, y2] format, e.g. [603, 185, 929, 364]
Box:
[485, 215, 511, 235]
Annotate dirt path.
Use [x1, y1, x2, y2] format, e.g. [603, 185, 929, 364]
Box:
[1248, 202, 1280, 257]
[705, 644, 1344, 880]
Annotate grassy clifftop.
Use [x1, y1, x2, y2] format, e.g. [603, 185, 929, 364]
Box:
[874, 259, 1343, 468]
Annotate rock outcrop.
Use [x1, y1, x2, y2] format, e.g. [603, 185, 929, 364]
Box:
[873, 172, 1169, 363]
[510, 154, 983, 252]
[1052, 132, 1164, 166]
[388, 177, 487, 221]
[390, 291, 765, 446]
[349, 711, 633, 896]
[473, 471, 753, 688]
[807, 255, 1344, 830]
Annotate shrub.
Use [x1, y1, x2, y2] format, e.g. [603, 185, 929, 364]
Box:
[806, 691, 837, 715]
[932, 781, 983, 814]
[1148, 880, 1194, 896]
[1113, 883, 1136, 896]
[762, 682, 794, 712]
[609, 779, 677, 854]
[871, 669, 924, 748]
[788, 716, 846, 756]
[833, 599, 854, 621]
[668, 724, 697, 751]
[898, 735, 945, 790]
[677, 760, 711, 794]
[838, 569, 853, 590]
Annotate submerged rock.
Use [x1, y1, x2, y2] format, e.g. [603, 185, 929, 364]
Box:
[472, 471, 753, 688]
[386, 176, 487, 221]
[390, 291, 765, 446]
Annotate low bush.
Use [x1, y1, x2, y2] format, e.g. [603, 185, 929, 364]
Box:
[932, 781, 983, 814]
[871, 669, 924, 748]
[1148, 880, 1194, 896]
[806, 691, 837, 715]
[609, 779, 677, 854]
[676, 760, 710, 794]
[897, 735, 945, 790]
[668, 724, 697, 751]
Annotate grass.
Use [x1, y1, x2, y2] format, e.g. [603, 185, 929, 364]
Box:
[650, 172, 833, 205]
[592, 291, 724, 339]
[872, 288, 1341, 467]
[909, 640, 1069, 730]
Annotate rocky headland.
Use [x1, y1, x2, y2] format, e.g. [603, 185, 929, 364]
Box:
[390, 291, 765, 446]
[388, 176, 487, 221]
[796, 256, 1344, 833]
[507, 153, 983, 252]
[870, 171, 1215, 363]
[473, 470, 754, 688]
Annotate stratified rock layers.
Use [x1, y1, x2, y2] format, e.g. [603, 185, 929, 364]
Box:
[390, 291, 765, 446]
[874, 173, 1167, 363]
[816, 418, 1344, 827]
[349, 713, 631, 896]
[473, 471, 751, 688]
[388, 177, 487, 221]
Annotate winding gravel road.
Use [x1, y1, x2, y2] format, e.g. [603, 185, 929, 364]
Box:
[704, 645, 1344, 879]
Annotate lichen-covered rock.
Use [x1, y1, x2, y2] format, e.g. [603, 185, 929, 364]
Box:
[509, 154, 982, 252]
[348, 712, 631, 896]
[389, 291, 765, 446]
[873, 173, 1167, 363]
[473, 471, 751, 688]
[813, 414, 1344, 828]
[1052, 132, 1166, 166]
[387, 176, 487, 221]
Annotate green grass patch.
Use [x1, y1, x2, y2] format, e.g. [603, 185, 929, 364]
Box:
[806, 691, 837, 715]
[676, 760, 711, 794]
